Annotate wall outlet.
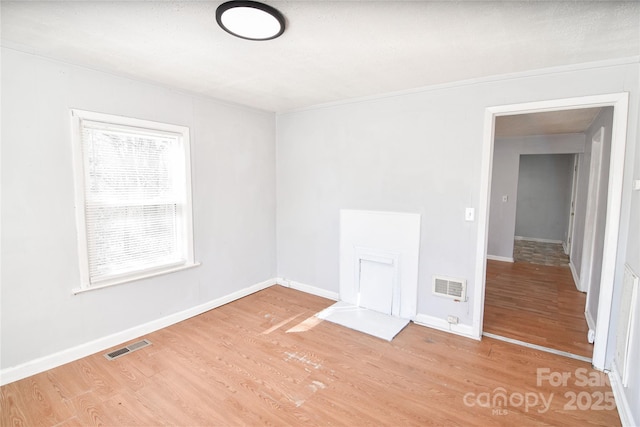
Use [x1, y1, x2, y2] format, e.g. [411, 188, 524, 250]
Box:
[447, 315, 459, 325]
[502, 195, 509, 202]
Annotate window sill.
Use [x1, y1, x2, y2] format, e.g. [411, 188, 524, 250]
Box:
[72, 262, 201, 295]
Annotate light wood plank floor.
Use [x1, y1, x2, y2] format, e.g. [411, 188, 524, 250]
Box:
[2, 285, 618, 426]
[484, 260, 593, 358]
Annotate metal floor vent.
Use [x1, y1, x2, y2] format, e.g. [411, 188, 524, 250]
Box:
[104, 339, 151, 361]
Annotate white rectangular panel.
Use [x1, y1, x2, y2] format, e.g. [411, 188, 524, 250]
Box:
[359, 259, 394, 315]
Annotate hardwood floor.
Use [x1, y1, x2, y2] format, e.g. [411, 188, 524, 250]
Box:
[2, 285, 618, 426]
[484, 260, 593, 358]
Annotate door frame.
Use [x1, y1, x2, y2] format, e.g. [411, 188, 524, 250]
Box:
[565, 153, 579, 258]
[474, 93, 629, 370]
[579, 127, 606, 297]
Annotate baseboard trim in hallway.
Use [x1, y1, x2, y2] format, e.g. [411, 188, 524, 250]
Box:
[482, 332, 592, 364]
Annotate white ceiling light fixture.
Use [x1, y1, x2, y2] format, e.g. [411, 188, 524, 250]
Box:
[216, 1, 285, 41]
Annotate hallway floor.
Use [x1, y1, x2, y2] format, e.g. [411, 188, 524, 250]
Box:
[513, 239, 569, 266]
[484, 260, 593, 358]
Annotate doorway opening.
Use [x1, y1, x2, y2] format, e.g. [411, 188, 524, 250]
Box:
[485, 113, 604, 361]
[474, 93, 630, 370]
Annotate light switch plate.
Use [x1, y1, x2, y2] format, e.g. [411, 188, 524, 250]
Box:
[465, 208, 474, 222]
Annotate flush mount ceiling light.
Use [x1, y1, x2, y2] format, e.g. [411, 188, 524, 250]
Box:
[216, 1, 285, 41]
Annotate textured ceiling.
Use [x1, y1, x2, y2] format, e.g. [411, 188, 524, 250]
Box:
[495, 108, 603, 138]
[1, 1, 639, 112]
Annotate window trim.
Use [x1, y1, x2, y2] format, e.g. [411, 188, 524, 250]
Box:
[70, 109, 197, 293]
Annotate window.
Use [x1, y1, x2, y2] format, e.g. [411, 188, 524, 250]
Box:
[71, 110, 196, 291]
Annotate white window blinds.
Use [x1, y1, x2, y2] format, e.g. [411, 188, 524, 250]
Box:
[72, 111, 194, 289]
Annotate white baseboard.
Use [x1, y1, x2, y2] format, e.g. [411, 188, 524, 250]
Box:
[486, 254, 514, 263]
[608, 364, 637, 427]
[282, 281, 480, 342]
[562, 241, 569, 255]
[413, 313, 477, 340]
[514, 236, 563, 244]
[585, 309, 596, 332]
[569, 261, 581, 291]
[0, 278, 277, 386]
[276, 277, 339, 301]
[584, 309, 597, 344]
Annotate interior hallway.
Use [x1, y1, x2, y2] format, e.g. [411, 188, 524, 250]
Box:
[484, 259, 593, 359]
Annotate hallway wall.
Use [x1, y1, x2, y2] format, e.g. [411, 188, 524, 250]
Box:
[515, 153, 574, 242]
[488, 134, 585, 260]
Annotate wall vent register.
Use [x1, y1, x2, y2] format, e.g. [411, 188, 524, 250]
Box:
[433, 276, 467, 301]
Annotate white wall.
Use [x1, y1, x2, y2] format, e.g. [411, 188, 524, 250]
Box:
[0, 48, 276, 371]
[488, 134, 585, 260]
[514, 154, 574, 242]
[613, 95, 640, 425]
[276, 61, 638, 341]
